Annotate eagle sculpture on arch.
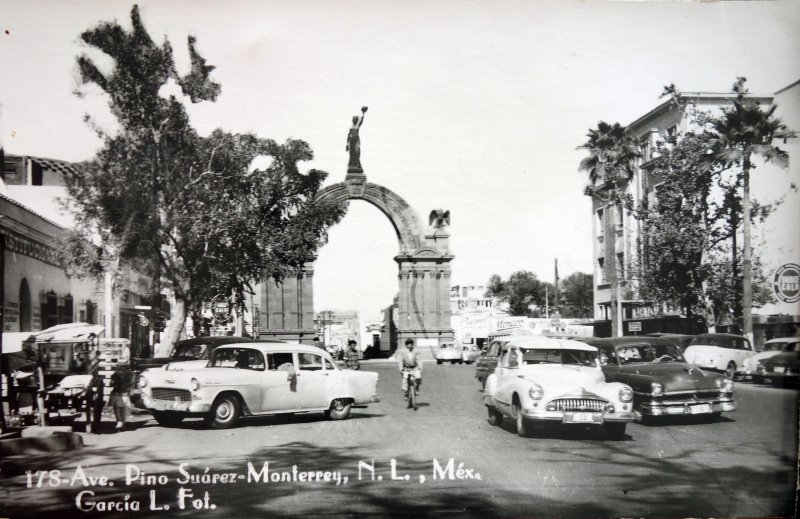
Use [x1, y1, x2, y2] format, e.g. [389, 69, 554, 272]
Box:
[429, 209, 451, 229]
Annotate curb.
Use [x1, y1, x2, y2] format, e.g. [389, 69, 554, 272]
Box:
[0, 430, 84, 456]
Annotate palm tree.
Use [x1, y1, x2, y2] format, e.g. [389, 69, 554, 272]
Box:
[707, 78, 790, 342]
[579, 121, 641, 336]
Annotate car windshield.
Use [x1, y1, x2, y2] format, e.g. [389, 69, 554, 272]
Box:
[612, 343, 685, 365]
[173, 343, 209, 359]
[521, 348, 597, 367]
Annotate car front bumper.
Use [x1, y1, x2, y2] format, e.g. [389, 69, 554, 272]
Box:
[143, 395, 212, 414]
[520, 408, 636, 424]
[639, 398, 736, 416]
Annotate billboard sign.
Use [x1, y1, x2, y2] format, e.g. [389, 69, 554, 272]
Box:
[773, 263, 800, 304]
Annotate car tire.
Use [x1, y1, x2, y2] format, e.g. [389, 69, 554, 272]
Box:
[450, 360, 457, 365]
[514, 403, 531, 437]
[326, 399, 352, 420]
[725, 362, 736, 379]
[605, 422, 626, 440]
[209, 395, 240, 429]
[437, 360, 443, 365]
[153, 411, 184, 427]
[487, 406, 503, 426]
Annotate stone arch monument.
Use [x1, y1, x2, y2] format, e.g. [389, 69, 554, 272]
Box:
[256, 107, 454, 353]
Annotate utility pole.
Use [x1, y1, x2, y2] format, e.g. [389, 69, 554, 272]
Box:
[0, 215, 6, 433]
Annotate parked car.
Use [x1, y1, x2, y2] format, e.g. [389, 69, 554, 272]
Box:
[587, 336, 736, 420]
[139, 342, 380, 428]
[436, 344, 464, 364]
[461, 345, 483, 364]
[683, 333, 756, 379]
[743, 337, 800, 381]
[475, 337, 513, 388]
[646, 333, 695, 351]
[483, 336, 635, 439]
[755, 346, 800, 387]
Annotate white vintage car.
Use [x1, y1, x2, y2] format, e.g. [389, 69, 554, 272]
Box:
[483, 336, 635, 439]
[139, 342, 380, 428]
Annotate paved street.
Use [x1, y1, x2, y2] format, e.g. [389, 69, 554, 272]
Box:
[1, 362, 797, 518]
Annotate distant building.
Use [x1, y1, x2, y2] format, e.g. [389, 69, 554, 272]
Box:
[450, 283, 507, 348]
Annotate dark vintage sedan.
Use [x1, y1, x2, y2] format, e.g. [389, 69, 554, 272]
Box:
[646, 333, 695, 351]
[756, 347, 800, 387]
[586, 337, 736, 420]
[475, 338, 506, 388]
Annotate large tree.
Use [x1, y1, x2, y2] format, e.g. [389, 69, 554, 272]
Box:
[486, 271, 550, 317]
[578, 121, 641, 336]
[63, 6, 345, 349]
[706, 78, 790, 341]
[559, 272, 594, 318]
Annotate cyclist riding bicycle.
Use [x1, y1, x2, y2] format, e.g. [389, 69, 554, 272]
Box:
[397, 338, 422, 398]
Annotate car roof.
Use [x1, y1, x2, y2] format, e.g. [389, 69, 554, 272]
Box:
[214, 342, 329, 355]
[693, 333, 748, 340]
[587, 336, 676, 347]
[764, 337, 800, 344]
[502, 335, 598, 352]
[176, 336, 257, 346]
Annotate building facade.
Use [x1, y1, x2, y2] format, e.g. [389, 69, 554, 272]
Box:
[1, 154, 159, 355]
[587, 81, 800, 347]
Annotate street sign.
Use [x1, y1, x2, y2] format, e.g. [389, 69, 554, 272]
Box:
[134, 305, 153, 310]
[628, 321, 642, 332]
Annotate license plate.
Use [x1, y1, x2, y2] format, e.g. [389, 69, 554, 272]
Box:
[566, 412, 596, 423]
[773, 367, 785, 373]
[689, 404, 711, 414]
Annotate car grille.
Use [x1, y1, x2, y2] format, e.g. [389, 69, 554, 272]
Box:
[151, 388, 192, 403]
[550, 398, 607, 412]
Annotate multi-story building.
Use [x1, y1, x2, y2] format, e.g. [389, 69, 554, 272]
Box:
[450, 283, 507, 348]
[1, 154, 161, 355]
[587, 80, 800, 347]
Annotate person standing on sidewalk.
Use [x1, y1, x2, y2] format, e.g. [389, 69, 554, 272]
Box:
[109, 367, 132, 431]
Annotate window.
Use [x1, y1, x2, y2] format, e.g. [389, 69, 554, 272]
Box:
[615, 204, 624, 230]
[598, 258, 606, 285]
[19, 279, 31, 332]
[210, 348, 265, 370]
[268, 352, 294, 371]
[299, 353, 324, 371]
[617, 253, 625, 281]
[596, 208, 605, 239]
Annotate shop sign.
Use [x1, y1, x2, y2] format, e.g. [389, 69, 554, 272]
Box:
[2, 230, 60, 266]
[773, 263, 800, 303]
[211, 294, 232, 322]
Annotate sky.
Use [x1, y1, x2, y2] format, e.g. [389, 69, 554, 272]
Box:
[1, 0, 799, 323]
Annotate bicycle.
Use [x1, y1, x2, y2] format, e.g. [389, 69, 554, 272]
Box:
[404, 369, 419, 411]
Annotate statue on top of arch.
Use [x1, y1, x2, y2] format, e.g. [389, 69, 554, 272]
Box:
[346, 106, 368, 173]
[429, 209, 451, 229]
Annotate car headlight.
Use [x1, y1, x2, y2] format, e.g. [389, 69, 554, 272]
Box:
[138, 376, 147, 389]
[756, 361, 765, 373]
[619, 386, 633, 402]
[190, 378, 201, 391]
[650, 382, 664, 396]
[721, 379, 734, 393]
[528, 384, 544, 400]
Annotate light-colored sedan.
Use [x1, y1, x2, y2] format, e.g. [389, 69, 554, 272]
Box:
[139, 342, 380, 428]
[483, 336, 635, 439]
[435, 344, 465, 364]
[461, 345, 483, 364]
[743, 337, 800, 381]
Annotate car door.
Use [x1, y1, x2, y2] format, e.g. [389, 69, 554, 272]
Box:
[294, 352, 333, 409]
[259, 351, 302, 412]
[493, 346, 519, 413]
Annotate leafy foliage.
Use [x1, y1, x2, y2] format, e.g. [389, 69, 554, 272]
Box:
[486, 271, 550, 317]
[63, 6, 345, 345]
[558, 272, 594, 318]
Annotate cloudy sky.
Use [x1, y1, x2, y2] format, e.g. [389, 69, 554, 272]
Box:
[2, 0, 799, 322]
